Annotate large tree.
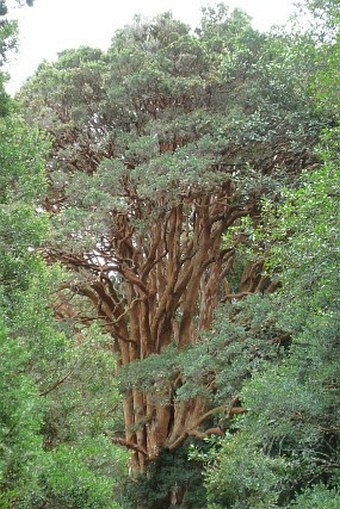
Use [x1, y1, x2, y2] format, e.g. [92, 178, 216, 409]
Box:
[20, 6, 324, 482]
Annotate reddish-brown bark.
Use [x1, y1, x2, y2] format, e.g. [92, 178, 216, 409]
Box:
[47, 187, 271, 474]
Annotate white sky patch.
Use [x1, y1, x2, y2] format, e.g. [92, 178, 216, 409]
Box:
[5, 0, 296, 94]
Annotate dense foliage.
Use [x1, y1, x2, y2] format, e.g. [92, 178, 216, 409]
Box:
[204, 130, 340, 508]
[202, 2, 340, 507]
[0, 89, 126, 509]
[1, 1, 339, 508]
[19, 4, 325, 486]
[0, 3, 127, 508]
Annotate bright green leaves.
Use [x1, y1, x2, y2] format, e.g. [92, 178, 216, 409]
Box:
[0, 319, 44, 508]
[33, 439, 125, 509]
[205, 433, 286, 509]
[0, 205, 46, 314]
[266, 129, 340, 330]
[0, 115, 49, 314]
[0, 115, 48, 203]
[0, 56, 126, 509]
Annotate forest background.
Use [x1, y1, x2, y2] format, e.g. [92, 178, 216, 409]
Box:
[0, 1, 339, 508]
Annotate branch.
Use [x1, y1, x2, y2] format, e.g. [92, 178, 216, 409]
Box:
[118, 266, 149, 295]
[222, 291, 251, 302]
[187, 427, 224, 440]
[110, 436, 148, 456]
[320, 426, 340, 433]
[105, 297, 143, 327]
[193, 406, 226, 428]
[167, 396, 246, 451]
[167, 405, 225, 451]
[39, 365, 77, 397]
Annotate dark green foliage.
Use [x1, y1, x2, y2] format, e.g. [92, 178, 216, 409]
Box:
[287, 485, 340, 508]
[0, 319, 44, 508]
[204, 117, 340, 509]
[121, 442, 207, 509]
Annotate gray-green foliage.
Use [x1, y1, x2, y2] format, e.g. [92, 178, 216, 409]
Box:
[205, 433, 286, 509]
[204, 136, 340, 509]
[286, 485, 340, 509]
[119, 294, 283, 413]
[18, 7, 324, 256]
[203, 3, 339, 505]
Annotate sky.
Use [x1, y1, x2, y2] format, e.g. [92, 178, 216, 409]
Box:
[5, 0, 297, 95]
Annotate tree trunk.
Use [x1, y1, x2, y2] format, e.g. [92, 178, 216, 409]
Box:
[51, 193, 259, 480]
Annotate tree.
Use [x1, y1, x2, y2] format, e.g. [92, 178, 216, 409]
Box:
[0, 0, 35, 65]
[19, 7, 325, 487]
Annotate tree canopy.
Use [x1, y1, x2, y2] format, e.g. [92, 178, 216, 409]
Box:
[1, 1, 339, 507]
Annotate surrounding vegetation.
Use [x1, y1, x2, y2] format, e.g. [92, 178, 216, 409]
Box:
[0, 1, 339, 507]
